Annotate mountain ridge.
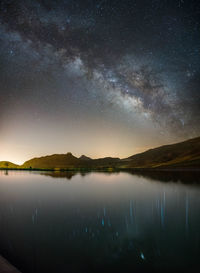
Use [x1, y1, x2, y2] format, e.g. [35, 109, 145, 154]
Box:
[0, 136, 200, 170]
[122, 136, 200, 168]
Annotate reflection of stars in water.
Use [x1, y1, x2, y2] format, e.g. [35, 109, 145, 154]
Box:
[178, 0, 185, 8]
[140, 252, 145, 260]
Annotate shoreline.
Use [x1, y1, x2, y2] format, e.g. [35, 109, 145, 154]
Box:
[0, 255, 21, 273]
[0, 167, 200, 172]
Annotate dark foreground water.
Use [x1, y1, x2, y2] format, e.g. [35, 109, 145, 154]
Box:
[0, 170, 200, 273]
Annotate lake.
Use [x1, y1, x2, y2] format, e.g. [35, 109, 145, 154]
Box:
[0, 170, 200, 273]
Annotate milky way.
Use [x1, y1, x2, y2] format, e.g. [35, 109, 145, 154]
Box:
[0, 0, 200, 163]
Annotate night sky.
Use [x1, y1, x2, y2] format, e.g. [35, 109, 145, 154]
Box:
[0, 0, 200, 164]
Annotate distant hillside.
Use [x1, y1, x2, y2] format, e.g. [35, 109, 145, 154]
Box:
[21, 153, 120, 169]
[122, 136, 200, 169]
[1, 136, 200, 170]
[0, 161, 19, 168]
[21, 153, 80, 169]
[79, 155, 92, 161]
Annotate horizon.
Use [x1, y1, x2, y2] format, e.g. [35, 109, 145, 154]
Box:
[1, 135, 199, 165]
[0, 143, 151, 165]
[1, 146, 149, 165]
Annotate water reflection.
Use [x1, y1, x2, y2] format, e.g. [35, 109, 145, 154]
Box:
[0, 171, 199, 273]
[40, 170, 118, 180]
[40, 170, 200, 184]
[130, 170, 200, 184]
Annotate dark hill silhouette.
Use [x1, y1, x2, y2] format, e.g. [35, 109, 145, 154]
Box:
[21, 153, 120, 169]
[122, 136, 200, 168]
[0, 136, 199, 170]
[21, 153, 80, 169]
[79, 155, 92, 161]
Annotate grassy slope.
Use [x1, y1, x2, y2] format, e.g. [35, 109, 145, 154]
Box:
[122, 136, 200, 168]
[21, 153, 120, 169]
[21, 153, 80, 169]
[0, 161, 19, 168]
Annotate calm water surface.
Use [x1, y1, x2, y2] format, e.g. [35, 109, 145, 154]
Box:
[0, 170, 200, 273]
